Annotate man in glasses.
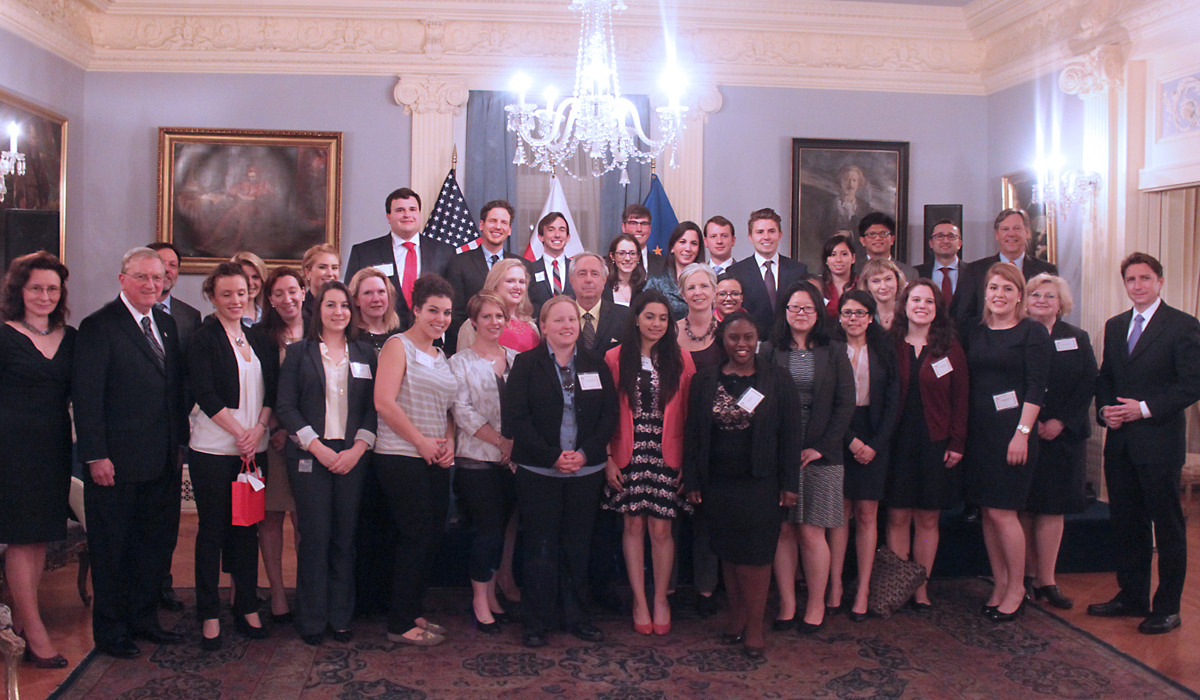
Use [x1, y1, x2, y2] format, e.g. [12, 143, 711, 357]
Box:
[621, 204, 666, 276]
[915, 219, 964, 314]
[854, 212, 916, 283]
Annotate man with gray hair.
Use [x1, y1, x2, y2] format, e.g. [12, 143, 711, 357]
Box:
[570, 252, 627, 358]
[74, 247, 189, 658]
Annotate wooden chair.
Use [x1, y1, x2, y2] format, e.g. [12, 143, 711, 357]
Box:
[0, 603, 22, 700]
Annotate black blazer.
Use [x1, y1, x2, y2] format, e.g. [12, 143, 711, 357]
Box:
[1096, 302, 1200, 467]
[502, 344, 617, 469]
[682, 358, 801, 493]
[760, 340, 856, 461]
[525, 256, 574, 319]
[186, 317, 279, 420]
[577, 299, 629, 359]
[1041, 321, 1097, 444]
[955, 254, 1057, 327]
[914, 259, 965, 319]
[727, 255, 809, 334]
[645, 251, 667, 277]
[343, 233, 456, 329]
[446, 246, 520, 353]
[166, 296, 203, 351]
[274, 338, 379, 462]
[844, 342, 901, 459]
[73, 297, 188, 482]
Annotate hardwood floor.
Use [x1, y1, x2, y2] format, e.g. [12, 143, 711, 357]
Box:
[11, 498, 1200, 699]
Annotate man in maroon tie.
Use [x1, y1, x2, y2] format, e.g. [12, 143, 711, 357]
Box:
[915, 219, 963, 312]
[524, 211, 574, 318]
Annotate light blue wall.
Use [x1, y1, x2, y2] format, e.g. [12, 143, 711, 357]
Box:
[702, 85, 990, 264]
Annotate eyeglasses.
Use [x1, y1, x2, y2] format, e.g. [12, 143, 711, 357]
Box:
[786, 305, 818, 315]
[128, 273, 166, 285]
[716, 291, 743, 299]
[862, 231, 893, 240]
[624, 220, 651, 229]
[612, 251, 639, 259]
[840, 309, 870, 319]
[1028, 291, 1058, 301]
[25, 285, 61, 296]
[931, 233, 960, 241]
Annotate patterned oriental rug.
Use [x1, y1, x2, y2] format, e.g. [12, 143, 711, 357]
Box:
[51, 579, 1198, 700]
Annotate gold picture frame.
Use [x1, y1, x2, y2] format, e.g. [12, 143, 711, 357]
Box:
[1001, 168, 1057, 265]
[0, 89, 67, 266]
[157, 127, 341, 274]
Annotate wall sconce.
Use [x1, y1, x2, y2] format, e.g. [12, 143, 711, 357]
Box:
[1, 122, 26, 203]
[1034, 155, 1101, 217]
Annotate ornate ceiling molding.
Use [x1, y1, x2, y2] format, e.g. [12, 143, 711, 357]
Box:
[1, 0, 95, 67]
[1059, 43, 1126, 98]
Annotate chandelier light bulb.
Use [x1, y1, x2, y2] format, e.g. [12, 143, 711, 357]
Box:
[6, 123, 16, 153]
[543, 86, 559, 112]
[511, 73, 532, 106]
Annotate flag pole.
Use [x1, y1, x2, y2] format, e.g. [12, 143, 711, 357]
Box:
[651, 159, 656, 176]
[452, 144, 458, 170]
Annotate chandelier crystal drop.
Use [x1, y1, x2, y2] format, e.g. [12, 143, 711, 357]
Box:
[1, 123, 26, 203]
[505, 0, 687, 184]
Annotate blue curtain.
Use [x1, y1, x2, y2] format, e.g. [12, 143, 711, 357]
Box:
[599, 94, 652, 254]
[464, 91, 519, 252]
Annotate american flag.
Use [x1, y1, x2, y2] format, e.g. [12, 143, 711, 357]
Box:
[422, 168, 479, 253]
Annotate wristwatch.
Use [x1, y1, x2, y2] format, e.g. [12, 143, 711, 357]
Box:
[1016, 424, 1032, 435]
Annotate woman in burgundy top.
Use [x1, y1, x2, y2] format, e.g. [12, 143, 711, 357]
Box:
[884, 279, 969, 610]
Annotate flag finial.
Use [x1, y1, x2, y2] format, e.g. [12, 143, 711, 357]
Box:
[452, 144, 458, 169]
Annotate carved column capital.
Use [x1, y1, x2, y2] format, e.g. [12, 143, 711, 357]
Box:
[393, 75, 469, 116]
[1059, 44, 1127, 98]
[688, 85, 724, 125]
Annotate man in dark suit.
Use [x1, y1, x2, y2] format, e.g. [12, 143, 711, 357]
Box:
[914, 219, 964, 313]
[1088, 252, 1200, 635]
[525, 212, 575, 318]
[727, 207, 808, 333]
[570, 252, 628, 358]
[73, 248, 189, 658]
[956, 208, 1057, 327]
[343, 187, 455, 330]
[853, 212, 917, 283]
[445, 200, 521, 353]
[145, 241, 201, 613]
[622, 203, 666, 276]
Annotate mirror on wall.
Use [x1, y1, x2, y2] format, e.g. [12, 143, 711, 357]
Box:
[0, 89, 67, 270]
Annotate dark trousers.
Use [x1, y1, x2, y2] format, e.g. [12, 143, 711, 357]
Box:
[516, 467, 604, 632]
[189, 449, 266, 620]
[589, 509, 624, 601]
[1104, 445, 1187, 615]
[455, 467, 516, 583]
[691, 505, 720, 594]
[288, 439, 367, 635]
[374, 454, 450, 634]
[354, 454, 398, 616]
[83, 461, 180, 645]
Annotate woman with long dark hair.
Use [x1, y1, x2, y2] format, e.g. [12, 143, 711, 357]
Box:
[820, 234, 857, 319]
[765, 280, 855, 633]
[683, 310, 800, 659]
[275, 281, 377, 645]
[885, 279, 969, 611]
[606, 233, 646, 307]
[604, 290, 696, 636]
[826, 290, 899, 620]
[644, 221, 705, 319]
[0, 252, 74, 667]
[188, 262, 277, 650]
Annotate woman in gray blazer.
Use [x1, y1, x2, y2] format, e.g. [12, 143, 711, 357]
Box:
[275, 281, 377, 645]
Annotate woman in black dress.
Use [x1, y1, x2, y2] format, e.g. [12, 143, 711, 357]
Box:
[0, 252, 74, 668]
[962, 262, 1051, 622]
[684, 311, 800, 659]
[885, 279, 968, 609]
[827, 290, 899, 620]
[1021, 274, 1096, 610]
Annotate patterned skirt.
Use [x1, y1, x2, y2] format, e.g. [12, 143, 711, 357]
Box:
[604, 413, 691, 519]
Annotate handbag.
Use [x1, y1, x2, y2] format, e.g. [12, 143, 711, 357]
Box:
[231, 455, 266, 526]
[867, 546, 928, 618]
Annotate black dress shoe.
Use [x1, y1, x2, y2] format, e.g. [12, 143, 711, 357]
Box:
[1138, 613, 1182, 635]
[200, 632, 222, 652]
[96, 638, 141, 659]
[330, 629, 353, 643]
[570, 622, 604, 642]
[270, 611, 294, 625]
[522, 630, 548, 648]
[696, 595, 719, 618]
[771, 617, 795, 632]
[132, 626, 183, 645]
[472, 611, 502, 635]
[491, 610, 514, 624]
[234, 615, 270, 639]
[24, 646, 68, 669]
[1086, 598, 1150, 618]
[796, 619, 824, 634]
[988, 600, 1026, 623]
[980, 603, 999, 616]
[908, 599, 932, 614]
[159, 588, 185, 612]
[1033, 585, 1074, 610]
[301, 633, 324, 646]
[719, 631, 744, 645]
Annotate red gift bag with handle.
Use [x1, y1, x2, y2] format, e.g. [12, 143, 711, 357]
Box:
[231, 455, 265, 526]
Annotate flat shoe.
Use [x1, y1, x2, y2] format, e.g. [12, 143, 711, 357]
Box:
[419, 621, 447, 636]
[387, 628, 445, 646]
[1138, 613, 1182, 635]
[24, 646, 68, 669]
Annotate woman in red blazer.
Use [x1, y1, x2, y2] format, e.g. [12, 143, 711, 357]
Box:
[884, 279, 969, 610]
[604, 290, 697, 636]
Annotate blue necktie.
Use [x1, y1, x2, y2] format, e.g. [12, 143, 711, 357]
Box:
[1127, 313, 1144, 354]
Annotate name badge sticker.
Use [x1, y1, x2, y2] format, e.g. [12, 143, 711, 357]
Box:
[737, 387, 765, 414]
[534, 271, 546, 282]
[993, 390, 1019, 411]
[373, 263, 395, 277]
[351, 362, 372, 379]
[931, 357, 953, 378]
[640, 356, 654, 372]
[299, 459, 313, 474]
[1055, 337, 1079, 352]
[411, 350, 436, 369]
[578, 372, 602, 391]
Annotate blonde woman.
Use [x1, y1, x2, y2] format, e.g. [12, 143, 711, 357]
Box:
[857, 258, 905, 331]
[349, 267, 403, 354]
[457, 258, 539, 353]
[231, 251, 268, 326]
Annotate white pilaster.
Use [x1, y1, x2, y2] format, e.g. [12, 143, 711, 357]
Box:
[658, 86, 724, 224]
[394, 75, 469, 218]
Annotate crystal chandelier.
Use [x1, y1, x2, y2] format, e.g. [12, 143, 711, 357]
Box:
[505, 0, 687, 184]
[1038, 169, 1102, 217]
[0, 123, 25, 203]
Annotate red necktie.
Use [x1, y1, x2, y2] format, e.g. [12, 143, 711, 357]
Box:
[552, 259, 562, 294]
[402, 241, 417, 307]
[940, 266, 953, 303]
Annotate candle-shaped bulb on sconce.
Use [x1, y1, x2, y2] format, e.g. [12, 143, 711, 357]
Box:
[6, 123, 17, 154]
[511, 73, 531, 108]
